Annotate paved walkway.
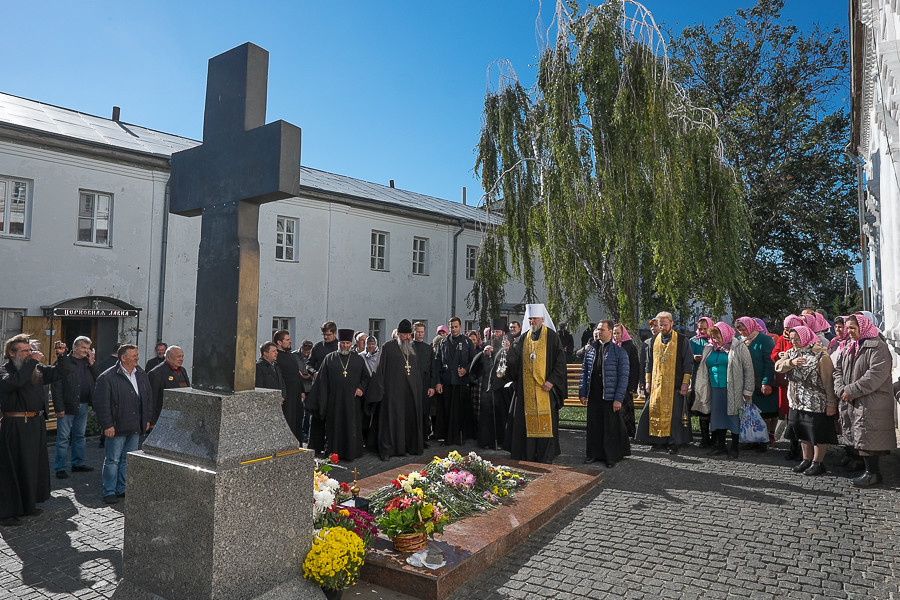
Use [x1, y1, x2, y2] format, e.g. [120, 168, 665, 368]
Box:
[1, 432, 898, 599]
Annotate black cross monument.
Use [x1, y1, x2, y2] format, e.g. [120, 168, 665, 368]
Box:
[169, 42, 301, 393]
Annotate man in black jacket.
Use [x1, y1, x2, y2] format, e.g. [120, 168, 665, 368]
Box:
[147, 345, 190, 429]
[433, 317, 476, 445]
[412, 321, 435, 445]
[144, 342, 167, 372]
[51, 336, 101, 479]
[255, 342, 286, 403]
[1, 334, 70, 526]
[93, 344, 152, 504]
[273, 330, 302, 442]
[309, 321, 338, 371]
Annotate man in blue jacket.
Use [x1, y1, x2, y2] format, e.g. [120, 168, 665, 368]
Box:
[93, 344, 152, 504]
[579, 320, 631, 467]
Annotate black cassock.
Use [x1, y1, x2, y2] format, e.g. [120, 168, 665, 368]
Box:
[504, 327, 567, 463]
[366, 340, 424, 459]
[306, 351, 369, 461]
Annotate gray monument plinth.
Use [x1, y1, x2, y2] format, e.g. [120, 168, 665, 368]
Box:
[112, 387, 323, 600]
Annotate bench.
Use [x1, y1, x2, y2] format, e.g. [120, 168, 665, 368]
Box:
[562, 364, 645, 410]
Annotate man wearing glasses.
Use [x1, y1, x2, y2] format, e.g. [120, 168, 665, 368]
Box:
[309, 321, 338, 372]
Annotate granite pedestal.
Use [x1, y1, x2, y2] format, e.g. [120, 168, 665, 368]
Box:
[112, 387, 322, 600]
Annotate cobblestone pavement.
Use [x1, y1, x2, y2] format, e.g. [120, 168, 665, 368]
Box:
[1, 431, 898, 599]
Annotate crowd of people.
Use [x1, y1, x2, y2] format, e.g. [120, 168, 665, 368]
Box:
[1, 303, 898, 527]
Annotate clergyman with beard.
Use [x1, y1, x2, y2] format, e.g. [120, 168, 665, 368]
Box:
[367, 319, 424, 461]
[468, 320, 512, 449]
[305, 329, 369, 461]
[1, 334, 70, 526]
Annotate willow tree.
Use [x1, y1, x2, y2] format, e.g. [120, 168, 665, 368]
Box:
[469, 0, 747, 331]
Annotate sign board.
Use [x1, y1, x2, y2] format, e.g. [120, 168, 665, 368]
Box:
[52, 308, 140, 318]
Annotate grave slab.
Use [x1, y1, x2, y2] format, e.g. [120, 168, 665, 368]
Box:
[357, 459, 602, 600]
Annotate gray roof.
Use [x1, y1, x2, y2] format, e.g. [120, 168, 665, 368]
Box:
[0, 91, 497, 225]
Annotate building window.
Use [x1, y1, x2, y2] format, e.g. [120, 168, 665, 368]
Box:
[0, 309, 24, 342]
[370, 230, 389, 271]
[272, 317, 293, 341]
[412, 237, 429, 275]
[465, 320, 476, 333]
[368, 319, 384, 344]
[0, 177, 31, 238]
[77, 190, 113, 246]
[465, 245, 478, 280]
[275, 216, 298, 261]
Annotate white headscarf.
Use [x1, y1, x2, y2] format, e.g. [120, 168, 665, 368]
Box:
[523, 303, 556, 332]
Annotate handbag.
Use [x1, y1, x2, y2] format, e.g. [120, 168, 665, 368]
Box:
[739, 403, 769, 443]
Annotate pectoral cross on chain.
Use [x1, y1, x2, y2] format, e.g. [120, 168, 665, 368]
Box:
[405, 362, 412, 376]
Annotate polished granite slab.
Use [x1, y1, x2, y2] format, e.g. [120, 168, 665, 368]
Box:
[357, 459, 602, 600]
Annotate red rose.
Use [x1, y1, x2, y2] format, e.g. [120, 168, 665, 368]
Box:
[329, 453, 339, 464]
[339, 482, 350, 492]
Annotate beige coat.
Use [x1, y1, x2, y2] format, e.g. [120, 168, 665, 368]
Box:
[693, 342, 754, 416]
[832, 337, 897, 452]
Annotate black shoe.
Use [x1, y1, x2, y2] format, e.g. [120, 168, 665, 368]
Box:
[583, 457, 597, 464]
[56, 470, 69, 479]
[71, 465, 94, 472]
[117, 493, 126, 498]
[803, 462, 826, 476]
[755, 443, 768, 453]
[0, 517, 22, 527]
[26, 508, 43, 516]
[667, 446, 678, 455]
[379, 454, 389, 462]
[102, 495, 120, 504]
[792, 460, 812, 473]
[727, 447, 739, 460]
[851, 471, 883, 488]
[605, 461, 616, 468]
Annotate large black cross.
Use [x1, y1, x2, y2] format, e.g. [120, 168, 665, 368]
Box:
[169, 43, 301, 393]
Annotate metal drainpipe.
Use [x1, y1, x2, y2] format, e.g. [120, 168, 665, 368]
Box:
[450, 218, 467, 317]
[844, 145, 870, 311]
[156, 182, 171, 343]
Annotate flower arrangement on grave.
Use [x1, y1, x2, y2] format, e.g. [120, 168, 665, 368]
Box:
[316, 505, 378, 549]
[302, 526, 365, 593]
[376, 493, 449, 552]
[369, 451, 531, 549]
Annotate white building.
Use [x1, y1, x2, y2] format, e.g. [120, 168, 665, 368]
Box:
[0, 91, 547, 368]
[850, 0, 900, 350]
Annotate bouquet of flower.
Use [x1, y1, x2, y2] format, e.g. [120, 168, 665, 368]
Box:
[443, 469, 475, 489]
[376, 495, 449, 539]
[302, 526, 365, 591]
[313, 454, 350, 518]
[316, 505, 378, 548]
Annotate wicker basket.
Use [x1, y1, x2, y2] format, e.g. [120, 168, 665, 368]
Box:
[391, 532, 427, 553]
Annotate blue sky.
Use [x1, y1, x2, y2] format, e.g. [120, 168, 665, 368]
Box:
[5, 1, 848, 204]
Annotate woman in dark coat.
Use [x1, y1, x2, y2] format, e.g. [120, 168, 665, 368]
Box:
[833, 314, 897, 487]
[613, 324, 639, 438]
[734, 316, 776, 450]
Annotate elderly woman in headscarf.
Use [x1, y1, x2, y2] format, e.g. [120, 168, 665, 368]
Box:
[734, 316, 777, 449]
[774, 325, 837, 476]
[362, 337, 379, 375]
[827, 316, 846, 357]
[833, 314, 897, 487]
[613, 323, 638, 438]
[808, 313, 831, 346]
[689, 317, 715, 447]
[772, 314, 803, 459]
[693, 322, 754, 459]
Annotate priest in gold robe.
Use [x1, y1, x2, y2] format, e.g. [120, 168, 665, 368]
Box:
[635, 311, 695, 454]
[504, 304, 567, 463]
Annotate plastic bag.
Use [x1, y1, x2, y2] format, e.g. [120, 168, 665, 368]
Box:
[739, 403, 769, 443]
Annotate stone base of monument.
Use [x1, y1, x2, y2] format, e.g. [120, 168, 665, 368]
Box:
[111, 387, 324, 600]
[357, 460, 602, 600]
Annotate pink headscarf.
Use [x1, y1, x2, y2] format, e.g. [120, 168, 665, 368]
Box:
[710, 321, 736, 351]
[783, 314, 803, 331]
[696, 317, 714, 339]
[845, 314, 880, 356]
[735, 316, 761, 336]
[809, 313, 829, 333]
[615, 324, 632, 346]
[791, 326, 817, 348]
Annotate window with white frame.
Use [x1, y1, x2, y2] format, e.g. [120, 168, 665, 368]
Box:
[0, 309, 24, 342]
[412, 237, 429, 275]
[371, 230, 389, 271]
[465, 245, 478, 279]
[0, 176, 32, 238]
[368, 319, 384, 344]
[272, 317, 293, 341]
[77, 190, 113, 246]
[275, 216, 298, 261]
[465, 320, 476, 333]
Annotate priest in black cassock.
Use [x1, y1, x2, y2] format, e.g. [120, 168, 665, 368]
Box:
[504, 304, 567, 463]
[366, 319, 424, 461]
[469, 320, 512, 450]
[305, 329, 369, 461]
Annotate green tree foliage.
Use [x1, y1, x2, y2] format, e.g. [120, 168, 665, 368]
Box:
[470, 1, 746, 331]
[671, 0, 857, 323]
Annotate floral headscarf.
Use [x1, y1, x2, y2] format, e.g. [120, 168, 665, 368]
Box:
[614, 324, 632, 346]
[710, 321, 736, 351]
[735, 317, 761, 336]
[791, 326, 817, 348]
[696, 317, 714, 339]
[783, 314, 803, 331]
[845, 314, 880, 356]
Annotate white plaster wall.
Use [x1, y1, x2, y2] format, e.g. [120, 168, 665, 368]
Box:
[0, 141, 167, 361]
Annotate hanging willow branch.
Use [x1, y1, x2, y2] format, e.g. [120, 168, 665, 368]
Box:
[469, 0, 747, 332]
